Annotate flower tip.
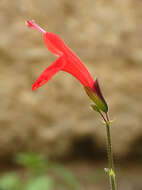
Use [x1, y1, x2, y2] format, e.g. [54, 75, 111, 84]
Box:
[32, 83, 38, 91]
[25, 20, 32, 27]
[32, 85, 36, 91]
[26, 20, 46, 34]
[26, 20, 34, 28]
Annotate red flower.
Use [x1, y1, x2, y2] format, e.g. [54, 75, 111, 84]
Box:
[27, 20, 108, 112]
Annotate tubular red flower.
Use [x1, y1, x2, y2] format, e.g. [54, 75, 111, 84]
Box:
[27, 20, 108, 112]
[27, 20, 94, 89]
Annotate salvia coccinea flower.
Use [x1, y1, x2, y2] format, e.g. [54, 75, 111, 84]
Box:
[27, 20, 108, 113]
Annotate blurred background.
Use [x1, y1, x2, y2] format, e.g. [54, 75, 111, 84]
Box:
[0, 0, 142, 189]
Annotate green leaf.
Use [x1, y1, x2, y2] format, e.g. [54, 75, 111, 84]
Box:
[26, 176, 53, 190]
[0, 173, 20, 190]
[16, 152, 47, 175]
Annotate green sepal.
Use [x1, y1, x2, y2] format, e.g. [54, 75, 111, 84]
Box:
[90, 104, 100, 112]
[84, 86, 108, 113]
[109, 168, 115, 178]
[109, 120, 114, 124]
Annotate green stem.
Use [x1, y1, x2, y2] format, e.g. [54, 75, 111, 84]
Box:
[106, 122, 113, 169]
[92, 107, 117, 190]
[105, 113, 116, 190]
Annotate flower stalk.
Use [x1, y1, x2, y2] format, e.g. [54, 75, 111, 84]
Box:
[101, 112, 116, 190]
[91, 104, 116, 190]
[105, 120, 116, 190]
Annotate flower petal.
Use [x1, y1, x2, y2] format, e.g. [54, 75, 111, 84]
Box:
[43, 32, 68, 56]
[43, 32, 94, 87]
[62, 55, 94, 88]
[32, 56, 66, 90]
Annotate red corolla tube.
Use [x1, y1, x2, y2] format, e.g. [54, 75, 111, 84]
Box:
[27, 20, 108, 113]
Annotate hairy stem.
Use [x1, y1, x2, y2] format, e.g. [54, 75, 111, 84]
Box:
[105, 121, 116, 190]
[106, 121, 113, 170]
[105, 113, 116, 190]
[99, 112, 117, 190]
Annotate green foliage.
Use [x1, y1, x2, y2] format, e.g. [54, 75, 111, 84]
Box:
[26, 176, 53, 190]
[0, 173, 21, 190]
[0, 153, 80, 190]
[53, 164, 80, 189]
[16, 152, 47, 175]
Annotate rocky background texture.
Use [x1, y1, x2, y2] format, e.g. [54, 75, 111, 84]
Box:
[0, 0, 142, 160]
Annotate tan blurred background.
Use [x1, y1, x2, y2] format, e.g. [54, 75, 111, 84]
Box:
[0, 0, 142, 189]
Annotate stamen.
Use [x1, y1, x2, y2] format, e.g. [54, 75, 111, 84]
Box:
[26, 20, 46, 34]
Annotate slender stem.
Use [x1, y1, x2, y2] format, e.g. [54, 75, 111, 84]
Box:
[105, 113, 116, 190]
[97, 111, 116, 190]
[106, 122, 113, 169]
